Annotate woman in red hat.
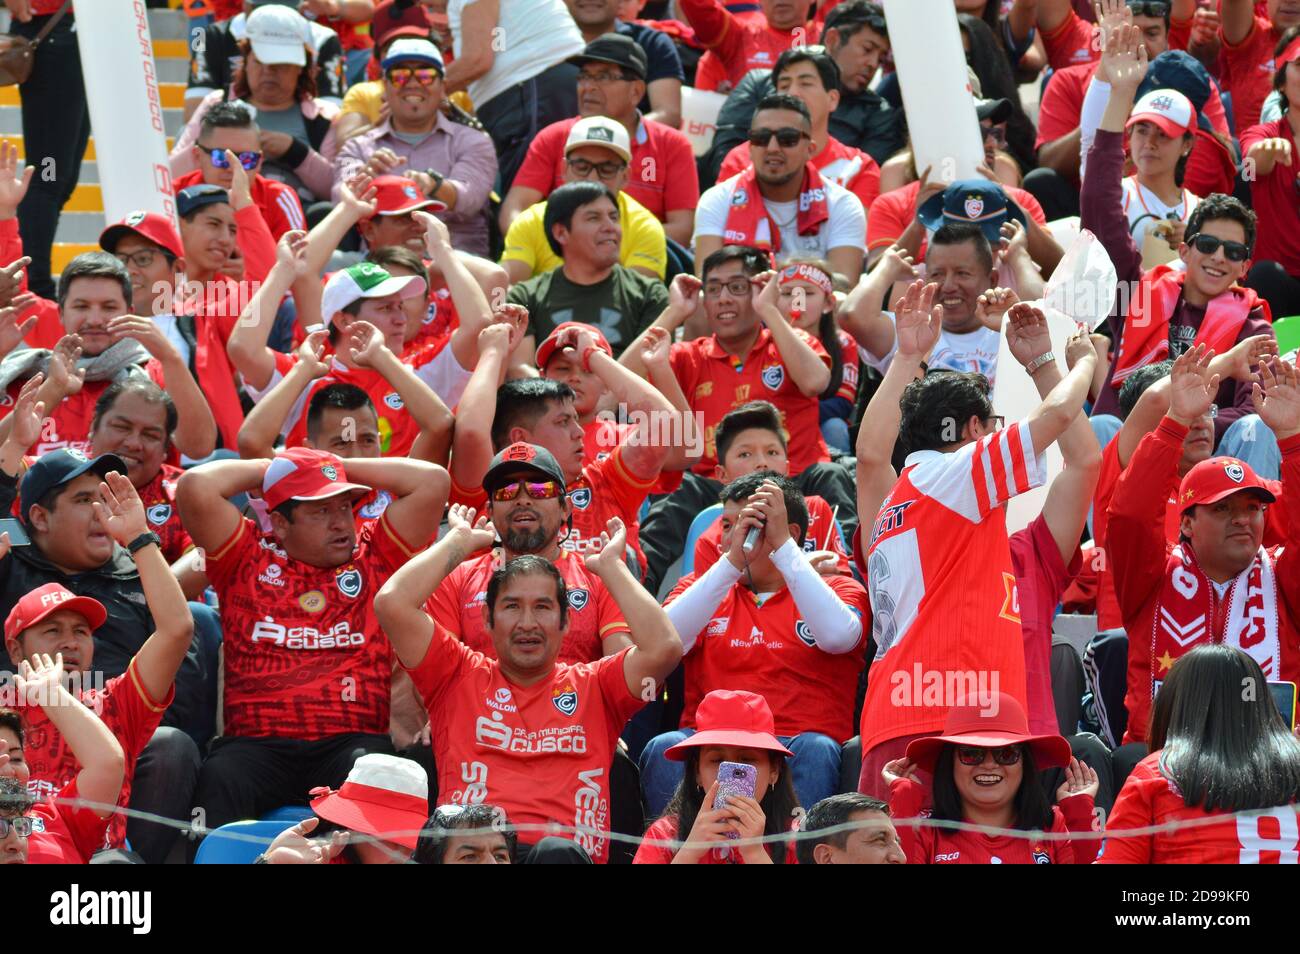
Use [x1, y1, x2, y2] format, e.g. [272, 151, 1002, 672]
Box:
[1099, 645, 1300, 864]
[633, 690, 800, 864]
[881, 691, 1101, 864]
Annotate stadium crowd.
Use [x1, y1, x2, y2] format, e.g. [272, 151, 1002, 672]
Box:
[2, 0, 1300, 865]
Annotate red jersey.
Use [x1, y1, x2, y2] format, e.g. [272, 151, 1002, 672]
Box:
[173, 168, 306, 239]
[1241, 119, 1300, 276]
[833, 328, 860, 405]
[0, 363, 166, 458]
[665, 566, 869, 741]
[718, 135, 881, 215]
[426, 548, 631, 665]
[138, 462, 194, 562]
[860, 423, 1045, 751]
[694, 493, 850, 577]
[405, 634, 643, 864]
[1221, 14, 1282, 132]
[583, 417, 683, 499]
[866, 180, 1046, 256]
[670, 328, 831, 476]
[680, 0, 818, 91]
[632, 814, 797, 863]
[22, 659, 171, 850]
[511, 115, 700, 221]
[1098, 751, 1300, 863]
[1040, 7, 1097, 70]
[26, 779, 112, 864]
[889, 777, 1099, 864]
[204, 512, 418, 739]
[1108, 419, 1300, 743]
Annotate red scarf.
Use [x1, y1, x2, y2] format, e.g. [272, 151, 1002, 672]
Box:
[1112, 264, 1264, 388]
[1150, 541, 1280, 700]
[722, 162, 831, 253]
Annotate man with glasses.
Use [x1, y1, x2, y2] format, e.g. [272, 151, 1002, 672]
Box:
[334, 37, 498, 256]
[502, 34, 699, 245]
[429, 443, 633, 666]
[175, 101, 308, 240]
[501, 116, 667, 284]
[694, 93, 866, 284]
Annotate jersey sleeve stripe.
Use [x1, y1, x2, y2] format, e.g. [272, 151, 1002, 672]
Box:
[598, 621, 632, 636]
[611, 445, 660, 490]
[125, 659, 170, 714]
[1007, 422, 1031, 494]
[986, 430, 1013, 503]
[207, 518, 249, 563]
[970, 439, 994, 517]
[378, 512, 420, 559]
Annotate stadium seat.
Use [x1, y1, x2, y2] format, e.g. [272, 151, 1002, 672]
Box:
[1273, 315, 1300, 356]
[194, 819, 303, 864]
[681, 504, 723, 577]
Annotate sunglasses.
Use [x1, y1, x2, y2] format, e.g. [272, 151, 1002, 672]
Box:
[565, 156, 626, 181]
[0, 815, 33, 838]
[1127, 0, 1170, 16]
[386, 66, 441, 87]
[491, 480, 565, 502]
[203, 148, 262, 171]
[1188, 233, 1250, 262]
[956, 745, 1022, 766]
[748, 126, 808, 148]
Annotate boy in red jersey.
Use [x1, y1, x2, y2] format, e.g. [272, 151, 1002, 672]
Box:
[176, 445, 447, 859]
[374, 504, 682, 863]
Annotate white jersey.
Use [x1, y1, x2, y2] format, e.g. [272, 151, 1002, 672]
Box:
[1122, 176, 1200, 250]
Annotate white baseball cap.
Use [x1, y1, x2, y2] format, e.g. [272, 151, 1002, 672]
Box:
[1127, 89, 1196, 138]
[381, 37, 444, 73]
[564, 116, 632, 163]
[246, 4, 309, 67]
[321, 262, 427, 327]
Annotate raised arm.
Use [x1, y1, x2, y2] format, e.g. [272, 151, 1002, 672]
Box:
[751, 271, 831, 397]
[584, 518, 683, 699]
[226, 230, 309, 393]
[839, 246, 918, 361]
[1220, 0, 1256, 46]
[449, 320, 513, 493]
[94, 472, 193, 704]
[415, 211, 493, 371]
[618, 273, 699, 378]
[312, 173, 378, 275]
[374, 505, 497, 667]
[337, 455, 449, 550]
[236, 331, 330, 460]
[174, 457, 269, 554]
[641, 326, 703, 472]
[1007, 303, 1098, 455]
[16, 654, 125, 817]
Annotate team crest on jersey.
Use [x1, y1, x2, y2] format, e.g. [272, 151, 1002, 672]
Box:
[1225, 462, 1245, 483]
[298, 590, 326, 614]
[383, 392, 404, 411]
[147, 504, 172, 525]
[552, 683, 579, 716]
[795, 619, 816, 648]
[761, 365, 784, 391]
[567, 588, 589, 611]
[321, 464, 338, 481]
[706, 616, 730, 636]
[1032, 848, 1051, 864]
[569, 487, 592, 510]
[358, 490, 392, 519]
[731, 188, 748, 206]
[495, 688, 512, 705]
[335, 566, 363, 598]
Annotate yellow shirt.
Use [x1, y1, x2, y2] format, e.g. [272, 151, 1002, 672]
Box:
[340, 81, 475, 122]
[501, 190, 667, 279]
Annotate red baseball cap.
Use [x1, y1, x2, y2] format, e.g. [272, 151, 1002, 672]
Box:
[261, 447, 371, 512]
[665, 690, 794, 761]
[534, 322, 613, 370]
[371, 0, 432, 49]
[5, 583, 107, 642]
[368, 174, 447, 218]
[309, 753, 429, 851]
[1177, 456, 1277, 513]
[906, 692, 1072, 771]
[1279, 34, 1300, 68]
[99, 210, 183, 261]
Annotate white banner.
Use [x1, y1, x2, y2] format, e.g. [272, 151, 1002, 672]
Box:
[74, 0, 177, 227]
[882, 0, 985, 185]
[681, 86, 727, 158]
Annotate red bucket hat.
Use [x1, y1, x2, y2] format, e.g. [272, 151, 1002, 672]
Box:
[905, 692, 1072, 771]
[665, 690, 794, 761]
[309, 753, 429, 851]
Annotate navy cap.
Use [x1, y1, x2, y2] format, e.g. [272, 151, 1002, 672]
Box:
[177, 184, 230, 219]
[918, 178, 1025, 244]
[20, 449, 127, 521]
[975, 97, 1013, 124]
[482, 443, 567, 493]
[568, 33, 648, 80]
[1138, 50, 1215, 134]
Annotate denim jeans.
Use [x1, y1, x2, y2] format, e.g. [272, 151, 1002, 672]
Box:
[639, 728, 844, 816]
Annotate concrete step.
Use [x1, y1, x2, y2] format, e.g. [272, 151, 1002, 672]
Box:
[0, 108, 187, 137]
[0, 137, 176, 165]
[0, 82, 189, 111]
[52, 244, 98, 273]
[54, 213, 105, 245]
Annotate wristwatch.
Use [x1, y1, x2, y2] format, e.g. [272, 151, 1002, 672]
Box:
[126, 531, 162, 555]
[424, 169, 445, 198]
[1025, 351, 1057, 375]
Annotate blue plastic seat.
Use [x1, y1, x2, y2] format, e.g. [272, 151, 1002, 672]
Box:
[261, 805, 315, 823]
[195, 819, 303, 864]
[682, 504, 723, 577]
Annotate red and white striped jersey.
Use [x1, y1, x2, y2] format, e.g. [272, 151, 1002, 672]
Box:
[859, 422, 1045, 750]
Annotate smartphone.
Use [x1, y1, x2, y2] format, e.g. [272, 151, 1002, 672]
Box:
[0, 518, 30, 547]
[712, 761, 757, 839]
[1270, 681, 1298, 730]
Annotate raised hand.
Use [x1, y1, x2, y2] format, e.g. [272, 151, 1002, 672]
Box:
[412, 209, 451, 254]
[345, 320, 389, 368]
[0, 140, 33, 219]
[92, 471, 148, 547]
[1064, 325, 1098, 371]
[998, 218, 1028, 263]
[106, 315, 182, 365]
[6, 373, 45, 450]
[476, 320, 514, 357]
[262, 816, 349, 865]
[912, 165, 949, 217]
[1099, 20, 1149, 93]
[1252, 355, 1300, 440]
[297, 329, 332, 379]
[750, 270, 781, 316]
[340, 171, 379, 219]
[1218, 333, 1276, 383]
[1168, 343, 1220, 426]
[641, 325, 672, 369]
[881, 757, 922, 786]
[1005, 302, 1054, 369]
[0, 256, 31, 308]
[975, 287, 1019, 331]
[893, 280, 941, 359]
[584, 517, 628, 576]
[677, 781, 737, 859]
[47, 335, 86, 398]
[13, 652, 65, 703]
[667, 272, 703, 319]
[447, 504, 497, 552]
[274, 230, 310, 276]
[0, 297, 37, 355]
[877, 244, 918, 283]
[226, 150, 252, 211]
[1055, 757, 1100, 802]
